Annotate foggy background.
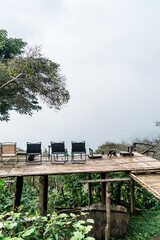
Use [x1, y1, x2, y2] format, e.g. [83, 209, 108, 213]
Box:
[0, 0, 160, 152]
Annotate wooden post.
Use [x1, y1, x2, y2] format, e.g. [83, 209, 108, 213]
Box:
[131, 179, 135, 214]
[39, 175, 48, 216]
[88, 173, 92, 206]
[105, 181, 111, 240]
[13, 176, 23, 212]
[101, 173, 106, 204]
[105, 173, 111, 240]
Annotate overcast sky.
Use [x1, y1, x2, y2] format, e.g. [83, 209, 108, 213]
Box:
[0, 0, 160, 151]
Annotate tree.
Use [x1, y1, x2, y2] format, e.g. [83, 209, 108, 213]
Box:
[0, 30, 70, 121]
[0, 29, 27, 60]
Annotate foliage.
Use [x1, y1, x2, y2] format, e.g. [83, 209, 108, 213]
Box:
[0, 179, 14, 212]
[111, 173, 160, 210]
[48, 174, 89, 208]
[0, 30, 70, 121]
[119, 210, 160, 240]
[20, 180, 39, 214]
[0, 29, 26, 60]
[0, 211, 95, 240]
[96, 141, 128, 154]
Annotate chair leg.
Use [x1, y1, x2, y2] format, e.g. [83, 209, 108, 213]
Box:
[48, 146, 50, 162]
[65, 154, 68, 163]
[16, 155, 18, 164]
[71, 153, 74, 162]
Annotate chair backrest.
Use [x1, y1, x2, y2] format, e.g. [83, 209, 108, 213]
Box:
[51, 142, 65, 153]
[1, 142, 16, 155]
[27, 142, 41, 154]
[72, 141, 86, 153]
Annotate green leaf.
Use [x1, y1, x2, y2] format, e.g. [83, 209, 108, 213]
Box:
[83, 225, 93, 234]
[73, 220, 85, 228]
[81, 212, 88, 216]
[70, 213, 76, 218]
[7, 222, 17, 230]
[54, 233, 59, 240]
[85, 237, 95, 240]
[12, 238, 23, 240]
[58, 213, 68, 218]
[70, 231, 84, 240]
[0, 230, 4, 238]
[51, 227, 55, 235]
[22, 228, 35, 237]
[0, 223, 4, 229]
[86, 219, 94, 224]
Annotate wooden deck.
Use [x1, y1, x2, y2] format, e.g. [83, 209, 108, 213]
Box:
[0, 152, 160, 178]
[130, 173, 160, 199]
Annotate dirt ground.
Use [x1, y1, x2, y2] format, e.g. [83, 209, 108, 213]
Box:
[152, 234, 160, 240]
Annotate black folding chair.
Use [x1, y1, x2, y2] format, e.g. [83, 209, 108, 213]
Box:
[48, 141, 68, 164]
[26, 142, 42, 164]
[71, 141, 86, 163]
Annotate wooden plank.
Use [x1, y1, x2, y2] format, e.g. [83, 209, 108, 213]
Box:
[131, 170, 160, 174]
[79, 178, 131, 183]
[130, 173, 160, 199]
[131, 179, 135, 214]
[1, 153, 160, 177]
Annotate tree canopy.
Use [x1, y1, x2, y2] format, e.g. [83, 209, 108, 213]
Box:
[0, 29, 27, 60]
[0, 30, 70, 121]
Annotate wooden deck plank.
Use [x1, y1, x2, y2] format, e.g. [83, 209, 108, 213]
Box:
[0, 152, 160, 178]
[130, 173, 160, 199]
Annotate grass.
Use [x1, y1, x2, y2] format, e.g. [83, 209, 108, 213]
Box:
[119, 210, 160, 240]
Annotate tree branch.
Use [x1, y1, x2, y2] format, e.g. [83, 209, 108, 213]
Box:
[0, 73, 22, 90]
[0, 46, 40, 90]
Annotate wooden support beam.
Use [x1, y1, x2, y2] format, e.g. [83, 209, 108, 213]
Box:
[131, 170, 160, 174]
[79, 177, 131, 184]
[101, 173, 106, 204]
[13, 176, 23, 212]
[39, 175, 48, 216]
[131, 179, 135, 214]
[88, 173, 92, 206]
[105, 181, 111, 240]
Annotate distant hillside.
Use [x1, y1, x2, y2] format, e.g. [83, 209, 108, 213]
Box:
[96, 138, 160, 160]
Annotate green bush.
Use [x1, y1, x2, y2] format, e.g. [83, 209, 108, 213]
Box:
[0, 211, 95, 240]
